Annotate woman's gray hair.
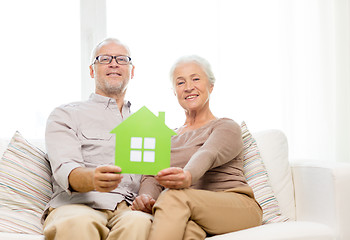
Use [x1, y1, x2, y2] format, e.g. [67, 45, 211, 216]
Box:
[90, 38, 131, 65]
[169, 55, 216, 86]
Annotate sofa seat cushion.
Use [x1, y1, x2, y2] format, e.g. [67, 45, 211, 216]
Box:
[0, 232, 44, 240]
[206, 221, 335, 240]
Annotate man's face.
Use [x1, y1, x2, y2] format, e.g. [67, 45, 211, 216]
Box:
[89, 42, 135, 98]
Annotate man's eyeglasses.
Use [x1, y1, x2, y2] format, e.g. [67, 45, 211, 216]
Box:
[94, 55, 132, 65]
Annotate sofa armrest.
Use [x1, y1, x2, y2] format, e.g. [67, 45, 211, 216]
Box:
[291, 161, 350, 240]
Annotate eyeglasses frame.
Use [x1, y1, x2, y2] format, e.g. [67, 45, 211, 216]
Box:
[93, 55, 132, 65]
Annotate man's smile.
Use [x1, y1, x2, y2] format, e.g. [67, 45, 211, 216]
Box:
[106, 72, 121, 76]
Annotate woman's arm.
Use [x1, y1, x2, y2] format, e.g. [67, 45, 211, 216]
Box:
[132, 175, 163, 213]
[152, 119, 243, 190]
[184, 119, 243, 185]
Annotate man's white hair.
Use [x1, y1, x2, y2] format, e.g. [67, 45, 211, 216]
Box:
[90, 38, 132, 65]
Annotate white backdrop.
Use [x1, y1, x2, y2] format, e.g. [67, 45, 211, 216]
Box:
[105, 0, 350, 162]
[0, 1, 81, 139]
[1, 0, 349, 163]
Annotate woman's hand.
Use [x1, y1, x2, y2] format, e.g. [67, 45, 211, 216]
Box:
[131, 194, 156, 213]
[155, 167, 192, 189]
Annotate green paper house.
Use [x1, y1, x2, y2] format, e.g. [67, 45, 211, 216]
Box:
[110, 106, 177, 175]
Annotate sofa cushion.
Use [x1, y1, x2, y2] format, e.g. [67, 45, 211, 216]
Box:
[0, 131, 52, 234]
[0, 232, 44, 240]
[241, 122, 289, 224]
[253, 129, 296, 220]
[1, 138, 45, 158]
[206, 221, 335, 240]
[0, 138, 10, 158]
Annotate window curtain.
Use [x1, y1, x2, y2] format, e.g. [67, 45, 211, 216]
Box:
[278, 0, 350, 162]
[92, 0, 350, 162]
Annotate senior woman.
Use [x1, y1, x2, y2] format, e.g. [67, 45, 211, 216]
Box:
[132, 55, 262, 240]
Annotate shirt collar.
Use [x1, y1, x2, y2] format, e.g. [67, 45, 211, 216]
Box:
[89, 93, 131, 110]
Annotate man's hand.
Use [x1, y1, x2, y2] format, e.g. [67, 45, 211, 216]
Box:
[93, 165, 123, 192]
[155, 167, 192, 189]
[69, 165, 123, 193]
[131, 194, 156, 213]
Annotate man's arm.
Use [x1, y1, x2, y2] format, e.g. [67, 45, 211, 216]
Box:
[46, 105, 125, 194]
[46, 105, 122, 193]
[69, 165, 123, 193]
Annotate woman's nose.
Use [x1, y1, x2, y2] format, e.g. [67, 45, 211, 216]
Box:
[185, 82, 194, 91]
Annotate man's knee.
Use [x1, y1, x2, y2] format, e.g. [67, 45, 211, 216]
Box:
[44, 205, 108, 240]
[108, 210, 153, 237]
[118, 210, 153, 227]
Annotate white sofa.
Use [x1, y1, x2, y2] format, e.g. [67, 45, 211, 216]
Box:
[0, 129, 349, 240]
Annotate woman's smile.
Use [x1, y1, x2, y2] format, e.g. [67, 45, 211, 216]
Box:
[185, 94, 199, 100]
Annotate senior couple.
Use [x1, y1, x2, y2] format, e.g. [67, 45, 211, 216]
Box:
[43, 38, 262, 240]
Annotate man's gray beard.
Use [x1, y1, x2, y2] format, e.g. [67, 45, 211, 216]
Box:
[98, 81, 125, 96]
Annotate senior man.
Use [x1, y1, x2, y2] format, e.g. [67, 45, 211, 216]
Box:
[43, 38, 152, 240]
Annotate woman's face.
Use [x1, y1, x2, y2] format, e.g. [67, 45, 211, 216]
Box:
[173, 62, 214, 113]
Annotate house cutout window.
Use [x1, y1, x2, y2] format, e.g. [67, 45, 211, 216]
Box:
[130, 137, 156, 162]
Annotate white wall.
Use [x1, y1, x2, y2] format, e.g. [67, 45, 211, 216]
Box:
[0, 1, 81, 138]
[101, 0, 350, 162]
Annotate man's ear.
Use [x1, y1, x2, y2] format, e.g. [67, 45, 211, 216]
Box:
[130, 65, 135, 79]
[89, 65, 95, 78]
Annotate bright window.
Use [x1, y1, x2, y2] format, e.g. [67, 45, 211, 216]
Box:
[0, 0, 80, 138]
[106, 0, 284, 131]
[106, 0, 350, 162]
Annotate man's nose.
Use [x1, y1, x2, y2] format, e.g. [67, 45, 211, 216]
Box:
[109, 58, 119, 67]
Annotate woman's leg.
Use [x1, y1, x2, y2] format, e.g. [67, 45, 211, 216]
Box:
[148, 187, 262, 240]
[183, 220, 207, 240]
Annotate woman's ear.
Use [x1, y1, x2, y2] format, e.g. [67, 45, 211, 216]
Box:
[172, 87, 177, 96]
[209, 84, 214, 93]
